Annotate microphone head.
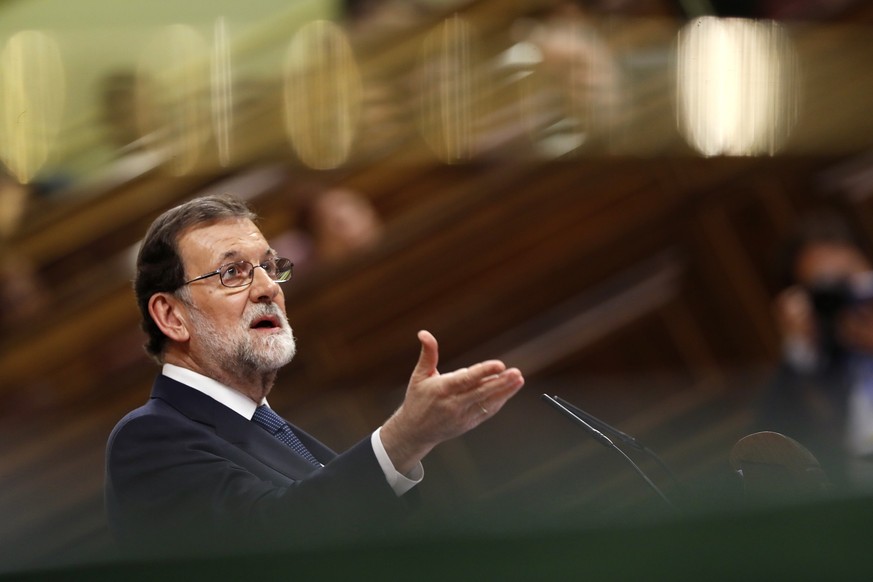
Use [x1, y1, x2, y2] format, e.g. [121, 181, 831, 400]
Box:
[730, 431, 829, 502]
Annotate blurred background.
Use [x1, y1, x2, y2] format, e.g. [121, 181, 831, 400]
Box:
[2, 0, 873, 574]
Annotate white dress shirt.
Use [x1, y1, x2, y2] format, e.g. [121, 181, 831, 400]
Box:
[162, 363, 422, 496]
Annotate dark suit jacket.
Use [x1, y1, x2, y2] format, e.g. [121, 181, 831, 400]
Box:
[105, 375, 407, 554]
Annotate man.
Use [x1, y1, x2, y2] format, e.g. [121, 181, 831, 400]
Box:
[105, 194, 524, 554]
[759, 212, 873, 489]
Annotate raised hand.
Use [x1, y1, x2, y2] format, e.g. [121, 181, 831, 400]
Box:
[380, 330, 525, 475]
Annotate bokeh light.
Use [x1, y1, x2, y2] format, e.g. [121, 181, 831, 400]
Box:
[0, 30, 65, 184]
[418, 15, 479, 164]
[211, 17, 233, 168]
[283, 20, 361, 170]
[676, 17, 799, 157]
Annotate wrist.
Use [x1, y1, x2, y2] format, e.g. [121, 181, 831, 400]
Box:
[381, 412, 433, 476]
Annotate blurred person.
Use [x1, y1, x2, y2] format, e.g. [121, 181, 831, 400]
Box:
[520, 0, 624, 153]
[45, 71, 162, 193]
[0, 171, 29, 239]
[340, 0, 430, 159]
[101, 71, 145, 153]
[269, 185, 384, 276]
[758, 211, 873, 489]
[0, 253, 50, 333]
[105, 194, 523, 554]
[342, 0, 427, 38]
[304, 186, 384, 263]
[0, 174, 49, 331]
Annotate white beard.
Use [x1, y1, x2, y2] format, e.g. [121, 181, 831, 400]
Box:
[188, 302, 296, 377]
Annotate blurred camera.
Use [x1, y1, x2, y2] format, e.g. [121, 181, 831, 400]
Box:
[807, 274, 873, 357]
[809, 281, 854, 320]
[808, 274, 873, 320]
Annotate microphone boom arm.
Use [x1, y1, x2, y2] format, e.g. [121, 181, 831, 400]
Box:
[541, 394, 675, 510]
[552, 395, 681, 489]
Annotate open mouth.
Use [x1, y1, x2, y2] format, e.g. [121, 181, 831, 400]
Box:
[250, 315, 280, 330]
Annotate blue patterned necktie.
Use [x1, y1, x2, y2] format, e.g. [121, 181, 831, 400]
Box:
[252, 405, 323, 467]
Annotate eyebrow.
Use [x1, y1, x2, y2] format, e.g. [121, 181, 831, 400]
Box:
[217, 248, 278, 264]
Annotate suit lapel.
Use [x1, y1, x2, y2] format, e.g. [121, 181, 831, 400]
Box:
[150, 375, 329, 480]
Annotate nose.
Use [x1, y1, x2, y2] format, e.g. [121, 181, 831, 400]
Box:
[248, 264, 281, 303]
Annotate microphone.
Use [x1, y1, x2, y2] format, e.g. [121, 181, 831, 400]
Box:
[551, 395, 681, 489]
[541, 394, 615, 448]
[541, 394, 675, 509]
[552, 395, 644, 450]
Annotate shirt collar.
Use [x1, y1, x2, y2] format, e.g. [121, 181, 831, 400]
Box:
[162, 363, 266, 420]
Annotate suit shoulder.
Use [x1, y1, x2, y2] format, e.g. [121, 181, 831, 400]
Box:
[107, 398, 204, 449]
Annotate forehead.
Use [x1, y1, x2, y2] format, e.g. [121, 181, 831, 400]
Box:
[177, 218, 269, 268]
[795, 242, 872, 284]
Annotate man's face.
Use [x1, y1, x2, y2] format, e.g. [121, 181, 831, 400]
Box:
[794, 241, 873, 355]
[176, 217, 296, 379]
[795, 242, 872, 287]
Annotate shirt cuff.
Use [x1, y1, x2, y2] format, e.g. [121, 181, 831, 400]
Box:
[371, 427, 423, 496]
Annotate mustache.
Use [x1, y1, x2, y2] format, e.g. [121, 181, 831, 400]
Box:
[244, 303, 290, 329]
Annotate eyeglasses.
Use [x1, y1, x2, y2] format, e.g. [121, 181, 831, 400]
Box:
[183, 257, 294, 288]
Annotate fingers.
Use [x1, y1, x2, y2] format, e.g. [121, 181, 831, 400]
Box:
[442, 360, 507, 390]
[410, 330, 440, 383]
[467, 367, 524, 406]
[469, 368, 525, 420]
[775, 286, 816, 341]
[476, 368, 525, 405]
[437, 357, 520, 410]
[409, 329, 525, 416]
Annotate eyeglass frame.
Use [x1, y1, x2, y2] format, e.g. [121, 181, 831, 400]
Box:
[182, 257, 294, 288]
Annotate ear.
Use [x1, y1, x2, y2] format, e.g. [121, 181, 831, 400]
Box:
[148, 292, 191, 344]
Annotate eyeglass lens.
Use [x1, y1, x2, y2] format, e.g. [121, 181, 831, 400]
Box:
[220, 258, 293, 287]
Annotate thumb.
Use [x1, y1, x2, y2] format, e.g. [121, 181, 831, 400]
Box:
[411, 330, 439, 381]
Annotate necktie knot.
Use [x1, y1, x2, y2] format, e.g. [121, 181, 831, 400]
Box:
[252, 405, 322, 467]
[251, 405, 286, 434]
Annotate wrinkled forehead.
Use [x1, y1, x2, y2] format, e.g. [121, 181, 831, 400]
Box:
[177, 217, 272, 270]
